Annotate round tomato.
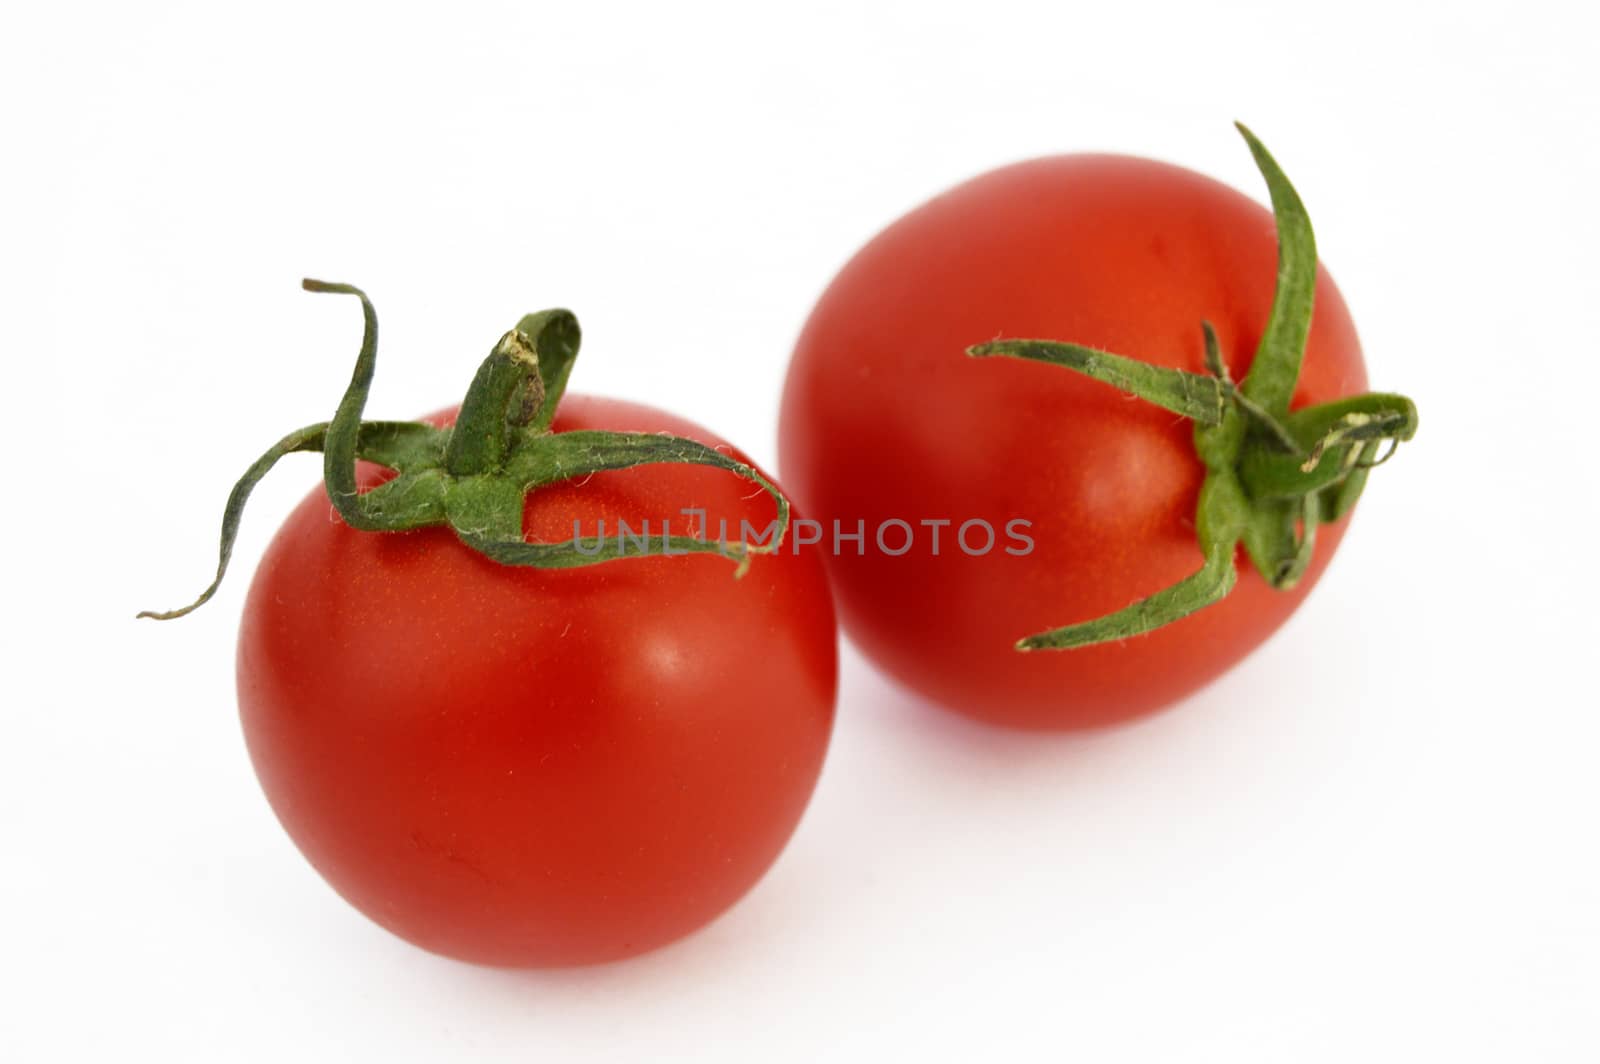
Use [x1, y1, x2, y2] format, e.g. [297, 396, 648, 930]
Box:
[237, 395, 836, 966]
[780, 150, 1380, 730]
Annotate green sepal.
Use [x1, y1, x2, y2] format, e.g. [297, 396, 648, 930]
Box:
[1017, 455, 1248, 650]
[142, 283, 791, 620]
[1238, 393, 1417, 500]
[355, 420, 451, 472]
[490, 430, 790, 576]
[134, 419, 447, 620]
[1234, 122, 1317, 419]
[508, 429, 789, 528]
[460, 530, 766, 574]
[971, 124, 1420, 651]
[307, 279, 390, 533]
[1320, 439, 1382, 522]
[1017, 541, 1238, 651]
[969, 339, 1227, 425]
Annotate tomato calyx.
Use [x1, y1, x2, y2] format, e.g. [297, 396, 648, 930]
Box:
[139, 282, 790, 620]
[967, 123, 1419, 651]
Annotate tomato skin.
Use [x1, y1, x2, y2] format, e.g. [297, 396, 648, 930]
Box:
[779, 154, 1367, 730]
[237, 396, 836, 967]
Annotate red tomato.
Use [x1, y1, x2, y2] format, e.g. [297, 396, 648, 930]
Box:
[237, 396, 836, 967]
[779, 155, 1367, 730]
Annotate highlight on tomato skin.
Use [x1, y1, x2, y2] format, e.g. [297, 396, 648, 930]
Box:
[778, 128, 1415, 731]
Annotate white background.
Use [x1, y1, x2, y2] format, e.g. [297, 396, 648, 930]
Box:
[5, 2, 1597, 1060]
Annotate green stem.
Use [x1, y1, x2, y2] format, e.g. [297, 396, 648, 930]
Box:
[966, 123, 1419, 651]
[443, 308, 583, 476]
[443, 329, 545, 476]
[142, 283, 792, 620]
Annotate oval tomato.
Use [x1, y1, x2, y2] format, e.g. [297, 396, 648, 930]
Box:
[779, 152, 1372, 730]
[237, 396, 836, 967]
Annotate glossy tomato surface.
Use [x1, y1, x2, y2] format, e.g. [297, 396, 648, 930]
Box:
[779, 155, 1366, 730]
[237, 396, 836, 967]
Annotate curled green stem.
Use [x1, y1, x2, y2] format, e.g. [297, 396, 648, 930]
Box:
[141, 283, 790, 620]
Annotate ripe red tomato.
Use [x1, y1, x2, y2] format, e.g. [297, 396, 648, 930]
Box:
[237, 396, 836, 967]
[779, 153, 1368, 730]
